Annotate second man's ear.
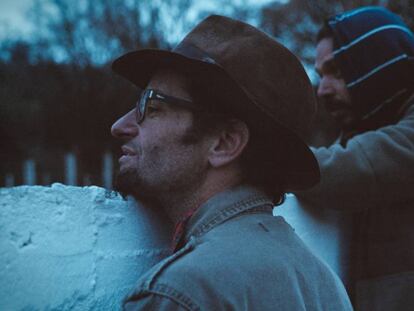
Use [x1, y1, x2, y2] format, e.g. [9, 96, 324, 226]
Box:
[207, 119, 250, 168]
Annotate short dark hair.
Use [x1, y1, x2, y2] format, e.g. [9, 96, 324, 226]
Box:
[184, 68, 285, 203]
[316, 23, 334, 43]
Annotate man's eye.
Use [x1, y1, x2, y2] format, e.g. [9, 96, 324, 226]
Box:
[333, 69, 343, 79]
[328, 64, 343, 79]
[146, 105, 160, 114]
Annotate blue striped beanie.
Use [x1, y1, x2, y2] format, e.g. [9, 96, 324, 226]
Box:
[326, 6, 414, 119]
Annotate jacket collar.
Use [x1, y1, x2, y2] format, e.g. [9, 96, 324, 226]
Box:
[173, 184, 273, 250]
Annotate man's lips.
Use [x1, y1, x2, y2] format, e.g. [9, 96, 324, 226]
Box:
[330, 109, 347, 118]
[121, 146, 137, 156]
[324, 101, 350, 120]
[119, 146, 137, 163]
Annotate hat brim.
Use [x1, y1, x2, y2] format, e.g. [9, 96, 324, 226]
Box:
[112, 49, 320, 191]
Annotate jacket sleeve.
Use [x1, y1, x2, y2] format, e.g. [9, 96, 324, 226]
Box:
[124, 293, 190, 311]
[295, 105, 414, 210]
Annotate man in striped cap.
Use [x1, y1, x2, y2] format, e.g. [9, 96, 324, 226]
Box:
[296, 6, 414, 311]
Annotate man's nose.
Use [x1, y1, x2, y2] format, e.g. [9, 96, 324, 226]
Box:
[317, 76, 334, 98]
[111, 109, 138, 139]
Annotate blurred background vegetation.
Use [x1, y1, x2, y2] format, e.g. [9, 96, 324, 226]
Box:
[1, 0, 413, 187]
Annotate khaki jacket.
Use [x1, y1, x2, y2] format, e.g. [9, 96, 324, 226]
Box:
[123, 185, 352, 310]
[297, 104, 414, 310]
[298, 104, 414, 211]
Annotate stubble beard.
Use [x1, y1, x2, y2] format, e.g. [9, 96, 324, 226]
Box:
[114, 159, 208, 211]
[114, 166, 149, 200]
[114, 159, 172, 205]
[323, 97, 356, 129]
[114, 130, 208, 207]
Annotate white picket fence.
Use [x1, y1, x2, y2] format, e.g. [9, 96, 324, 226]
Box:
[3, 151, 114, 189]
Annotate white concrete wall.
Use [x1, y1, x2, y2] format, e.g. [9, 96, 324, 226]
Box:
[0, 186, 351, 310]
[274, 194, 353, 284]
[0, 184, 172, 311]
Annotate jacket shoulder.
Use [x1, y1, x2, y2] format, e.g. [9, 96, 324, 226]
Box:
[124, 216, 292, 308]
[124, 238, 202, 310]
[125, 214, 352, 310]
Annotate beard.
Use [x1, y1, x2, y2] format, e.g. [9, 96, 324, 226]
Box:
[323, 96, 348, 113]
[114, 167, 142, 199]
[114, 151, 208, 208]
[322, 97, 356, 129]
[113, 118, 213, 211]
[114, 164, 167, 206]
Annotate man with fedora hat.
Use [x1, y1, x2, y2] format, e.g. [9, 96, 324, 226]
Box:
[111, 15, 352, 310]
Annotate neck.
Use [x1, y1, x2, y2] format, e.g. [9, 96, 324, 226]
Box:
[159, 169, 243, 224]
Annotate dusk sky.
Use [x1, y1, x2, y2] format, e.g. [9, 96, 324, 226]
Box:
[0, 0, 33, 39]
[0, 0, 282, 41]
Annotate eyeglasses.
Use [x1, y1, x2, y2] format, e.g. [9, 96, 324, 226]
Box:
[136, 89, 196, 124]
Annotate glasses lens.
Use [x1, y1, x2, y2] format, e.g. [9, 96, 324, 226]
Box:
[136, 90, 149, 123]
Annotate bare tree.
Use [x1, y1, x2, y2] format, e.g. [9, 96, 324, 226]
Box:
[27, 0, 267, 66]
[28, 0, 172, 66]
[261, 0, 413, 68]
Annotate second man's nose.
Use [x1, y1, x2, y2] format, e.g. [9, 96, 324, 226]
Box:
[317, 76, 335, 99]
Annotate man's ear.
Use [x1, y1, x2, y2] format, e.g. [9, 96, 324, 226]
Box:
[207, 119, 250, 168]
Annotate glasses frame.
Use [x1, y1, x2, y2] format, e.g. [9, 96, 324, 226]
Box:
[136, 89, 197, 124]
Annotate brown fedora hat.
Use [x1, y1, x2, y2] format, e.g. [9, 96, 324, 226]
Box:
[112, 15, 320, 191]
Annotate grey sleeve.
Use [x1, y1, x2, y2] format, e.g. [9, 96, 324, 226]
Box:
[124, 293, 191, 311]
[295, 105, 414, 210]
